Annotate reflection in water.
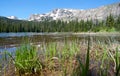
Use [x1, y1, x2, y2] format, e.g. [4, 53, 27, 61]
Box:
[0, 33, 120, 52]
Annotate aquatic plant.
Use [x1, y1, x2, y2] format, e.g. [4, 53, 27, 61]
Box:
[71, 36, 90, 76]
[1, 36, 120, 76]
[6, 44, 43, 75]
[115, 47, 120, 76]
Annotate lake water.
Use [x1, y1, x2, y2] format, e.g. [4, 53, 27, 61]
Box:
[0, 32, 120, 53]
[0, 32, 120, 74]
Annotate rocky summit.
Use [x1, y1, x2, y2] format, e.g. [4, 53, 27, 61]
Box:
[28, 2, 120, 21]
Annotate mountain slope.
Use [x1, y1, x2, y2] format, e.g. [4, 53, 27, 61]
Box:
[7, 16, 18, 20]
[28, 2, 120, 21]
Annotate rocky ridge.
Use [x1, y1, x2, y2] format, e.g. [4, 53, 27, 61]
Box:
[28, 3, 120, 21]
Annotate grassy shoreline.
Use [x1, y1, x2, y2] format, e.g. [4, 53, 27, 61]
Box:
[0, 36, 120, 76]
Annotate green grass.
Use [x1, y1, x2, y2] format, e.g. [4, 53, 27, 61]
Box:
[6, 44, 43, 75]
[45, 42, 57, 58]
[115, 47, 120, 76]
[1, 38, 120, 76]
[71, 36, 90, 76]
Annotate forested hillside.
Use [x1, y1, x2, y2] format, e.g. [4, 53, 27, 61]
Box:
[0, 14, 120, 32]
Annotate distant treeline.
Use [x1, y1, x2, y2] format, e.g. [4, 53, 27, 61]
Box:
[0, 14, 120, 32]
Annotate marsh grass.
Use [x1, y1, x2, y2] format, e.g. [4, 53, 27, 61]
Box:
[1, 37, 120, 76]
[115, 47, 120, 76]
[45, 42, 57, 58]
[71, 36, 90, 76]
[5, 44, 44, 75]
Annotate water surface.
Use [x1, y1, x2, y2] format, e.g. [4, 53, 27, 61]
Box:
[0, 32, 120, 52]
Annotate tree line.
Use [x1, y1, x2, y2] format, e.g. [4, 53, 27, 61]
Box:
[0, 14, 120, 32]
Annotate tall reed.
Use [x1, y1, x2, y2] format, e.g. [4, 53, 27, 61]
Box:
[115, 47, 120, 76]
[71, 35, 90, 76]
[6, 44, 43, 75]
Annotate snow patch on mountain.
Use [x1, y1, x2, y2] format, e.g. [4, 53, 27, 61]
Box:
[7, 16, 18, 20]
[28, 2, 120, 21]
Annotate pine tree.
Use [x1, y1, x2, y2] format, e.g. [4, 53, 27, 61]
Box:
[106, 14, 115, 28]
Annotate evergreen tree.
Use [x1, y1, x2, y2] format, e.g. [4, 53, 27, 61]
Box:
[106, 14, 115, 28]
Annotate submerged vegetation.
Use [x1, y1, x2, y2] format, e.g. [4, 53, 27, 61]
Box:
[0, 36, 120, 76]
[0, 14, 120, 32]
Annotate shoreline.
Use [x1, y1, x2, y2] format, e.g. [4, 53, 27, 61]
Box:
[0, 32, 120, 38]
[0, 32, 120, 49]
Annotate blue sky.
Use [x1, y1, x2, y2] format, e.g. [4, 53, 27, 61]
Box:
[0, 0, 119, 19]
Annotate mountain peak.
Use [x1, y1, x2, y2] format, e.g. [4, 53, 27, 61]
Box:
[28, 2, 120, 21]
